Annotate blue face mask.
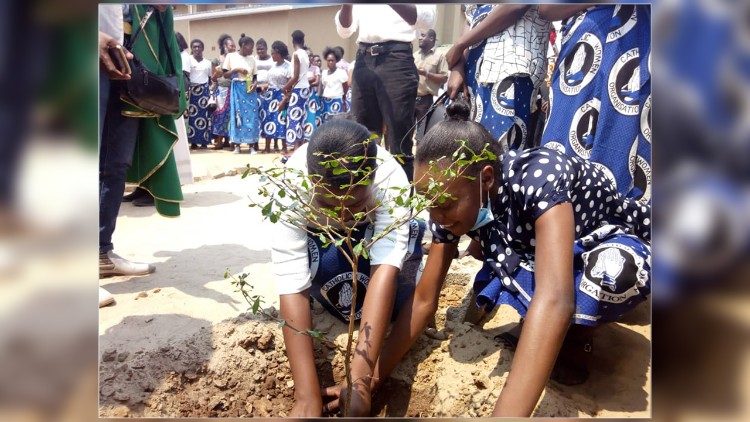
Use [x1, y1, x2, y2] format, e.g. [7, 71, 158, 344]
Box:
[470, 185, 494, 231]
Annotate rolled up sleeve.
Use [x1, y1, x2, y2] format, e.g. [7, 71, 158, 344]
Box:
[334, 8, 358, 39]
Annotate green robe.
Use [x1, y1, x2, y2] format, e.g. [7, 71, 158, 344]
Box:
[123, 5, 187, 217]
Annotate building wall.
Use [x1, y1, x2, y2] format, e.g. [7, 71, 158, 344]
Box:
[174, 4, 465, 63]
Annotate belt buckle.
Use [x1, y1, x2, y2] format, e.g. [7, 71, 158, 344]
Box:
[370, 44, 382, 56]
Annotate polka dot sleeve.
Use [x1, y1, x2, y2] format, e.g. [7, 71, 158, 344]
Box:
[506, 148, 577, 220]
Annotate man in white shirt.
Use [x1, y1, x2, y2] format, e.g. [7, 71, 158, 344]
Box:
[335, 4, 436, 182]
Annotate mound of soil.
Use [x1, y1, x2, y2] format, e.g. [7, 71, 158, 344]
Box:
[99, 259, 650, 417]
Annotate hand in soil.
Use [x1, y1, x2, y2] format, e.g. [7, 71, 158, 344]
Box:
[289, 397, 323, 417]
[322, 380, 371, 416]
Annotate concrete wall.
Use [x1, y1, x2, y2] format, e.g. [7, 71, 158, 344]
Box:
[173, 4, 465, 63]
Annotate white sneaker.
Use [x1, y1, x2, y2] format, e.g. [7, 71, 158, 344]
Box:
[249, 148, 258, 155]
[99, 287, 115, 307]
[100, 251, 155, 277]
[233, 145, 241, 154]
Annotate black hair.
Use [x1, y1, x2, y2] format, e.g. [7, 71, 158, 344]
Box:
[190, 39, 204, 49]
[291, 29, 305, 46]
[333, 46, 345, 57]
[426, 29, 437, 41]
[415, 98, 504, 178]
[270, 40, 289, 59]
[322, 46, 341, 62]
[218, 33, 233, 55]
[307, 119, 377, 189]
[175, 32, 188, 51]
[256, 38, 267, 48]
[239, 33, 254, 48]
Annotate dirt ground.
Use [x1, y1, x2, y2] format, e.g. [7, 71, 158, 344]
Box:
[98, 151, 650, 417]
[99, 258, 651, 418]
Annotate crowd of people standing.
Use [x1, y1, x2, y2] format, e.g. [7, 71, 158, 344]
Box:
[178, 29, 354, 155]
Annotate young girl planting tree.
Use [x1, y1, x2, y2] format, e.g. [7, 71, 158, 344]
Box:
[323, 99, 650, 416]
[271, 119, 424, 417]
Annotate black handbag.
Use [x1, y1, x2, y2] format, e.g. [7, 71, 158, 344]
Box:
[122, 7, 181, 115]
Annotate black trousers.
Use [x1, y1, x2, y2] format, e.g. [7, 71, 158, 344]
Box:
[351, 46, 418, 181]
[414, 94, 434, 142]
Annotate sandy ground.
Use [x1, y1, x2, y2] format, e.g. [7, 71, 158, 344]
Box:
[99, 148, 651, 417]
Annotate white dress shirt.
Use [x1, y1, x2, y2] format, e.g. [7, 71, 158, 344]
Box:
[271, 143, 411, 295]
[335, 5, 436, 44]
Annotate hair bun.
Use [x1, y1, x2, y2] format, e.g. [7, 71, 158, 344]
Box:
[445, 97, 471, 122]
[240, 33, 246, 37]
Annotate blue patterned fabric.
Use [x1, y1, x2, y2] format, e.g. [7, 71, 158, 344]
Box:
[541, 5, 651, 205]
[321, 97, 345, 123]
[228, 80, 260, 144]
[187, 82, 211, 146]
[285, 87, 311, 144]
[303, 90, 322, 141]
[465, 4, 536, 150]
[430, 148, 651, 326]
[260, 87, 286, 140]
[211, 85, 230, 137]
[307, 220, 425, 323]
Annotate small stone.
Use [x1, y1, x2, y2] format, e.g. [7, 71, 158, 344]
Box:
[111, 406, 129, 417]
[245, 403, 254, 415]
[184, 371, 199, 381]
[208, 395, 225, 410]
[136, 292, 148, 299]
[113, 391, 130, 402]
[116, 351, 129, 362]
[263, 375, 275, 390]
[227, 327, 235, 336]
[213, 378, 228, 389]
[425, 327, 448, 340]
[145, 317, 154, 323]
[139, 380, 154, 392]
[252, 373, 262, 382]
[152, 288, 161, 293]
[102, 348, 117, 362]
[286, 380, 294, 389]
[275, 372, 285, 380]
[100, 385, 115, 397]
[257, 331, 274, 351]
[102, 371, 116, 382]
[474, 378, 486, 389]
[159, 345, 171, 353]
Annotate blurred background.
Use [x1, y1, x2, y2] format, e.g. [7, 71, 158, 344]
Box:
[0, 0, 747, 421]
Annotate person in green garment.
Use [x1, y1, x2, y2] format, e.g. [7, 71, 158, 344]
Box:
[99, 4, 186, 292]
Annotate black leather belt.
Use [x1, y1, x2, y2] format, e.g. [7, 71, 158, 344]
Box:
[358, 41, 412, 56]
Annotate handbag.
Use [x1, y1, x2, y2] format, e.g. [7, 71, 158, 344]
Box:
[122, 7, 181, 115]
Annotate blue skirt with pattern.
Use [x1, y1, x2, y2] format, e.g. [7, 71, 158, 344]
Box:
[228, 80, 260, 144]
[285, 87, 311, 144]
[260, 87, 286, 140]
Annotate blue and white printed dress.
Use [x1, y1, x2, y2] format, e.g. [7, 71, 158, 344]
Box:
[464, 4, 550, 150]
[430, 147, 651, 326]
[541, 5, 651, 205]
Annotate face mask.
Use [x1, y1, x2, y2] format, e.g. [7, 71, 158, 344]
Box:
[470, 182, 494, 231]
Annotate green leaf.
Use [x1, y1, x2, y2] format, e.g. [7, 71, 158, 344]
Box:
[332, 167, 348, 176]
[252, 297, 260, 314]
[278, 189, 286, 198]
[307, 329, 323, 339]
[353, 242, 364, 257]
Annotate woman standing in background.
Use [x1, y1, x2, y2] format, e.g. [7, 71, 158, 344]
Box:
[260, 41, 292, 154]
[186, 39, 214, 149]
[211, 34, 235, 149]
[255, 38, 275, 152]
[223, 34, 260, 154]
[303, 47, 322, 142]
[281, 30, 310, 151]
[318, 47, 349, 123]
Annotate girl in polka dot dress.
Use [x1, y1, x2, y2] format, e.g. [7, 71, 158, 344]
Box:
[366, 100, 650, 416]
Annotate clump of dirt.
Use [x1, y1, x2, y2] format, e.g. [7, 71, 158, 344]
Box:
[99, 257, 650, 417]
